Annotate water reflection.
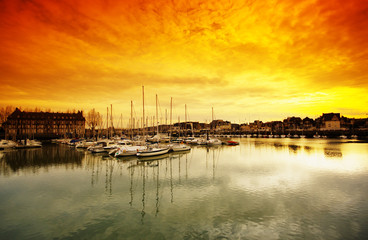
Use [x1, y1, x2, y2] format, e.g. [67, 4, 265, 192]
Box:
[324, 148, 343, 158]
[288, 144, 301, 153]
[0, 145, 84, 175]
[122, 152, 194, 223]
[1, 140, 368, 239]
[248, 138, 352, 159]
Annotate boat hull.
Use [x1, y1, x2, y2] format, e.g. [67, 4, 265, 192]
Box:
[137, 148, 169, 157]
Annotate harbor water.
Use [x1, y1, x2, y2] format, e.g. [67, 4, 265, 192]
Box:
[1, 138, 368, 239]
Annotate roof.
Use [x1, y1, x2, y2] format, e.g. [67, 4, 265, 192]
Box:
[6, 108, 85, 121]
[322, 113, 340, 121]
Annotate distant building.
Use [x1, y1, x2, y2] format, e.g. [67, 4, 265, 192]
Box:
[283, 117, 302, 130]
[3, 108, 85, 139]
[269, 121, 283, 132]
[302, 117, 315, 130]
[231, 123, 240, 131]
[210, 120, 231, 131]
[320, 113, 341, 130]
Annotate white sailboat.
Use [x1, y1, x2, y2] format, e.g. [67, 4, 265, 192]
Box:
[75, 140, 95, 148]
[114, 145, 147, 157]
[0, 139, 17, 149]
[206, 107, 222, 145]
[137, 94, 169, 157]
[15, 139, 42, 149]
[114, 99, 147, 157]
[169, 100, 191, 152]
[168, 143, 191, 152]
[137, 145, 170, 157]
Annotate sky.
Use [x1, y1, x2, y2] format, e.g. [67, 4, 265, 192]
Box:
[0, 0, 367, 126]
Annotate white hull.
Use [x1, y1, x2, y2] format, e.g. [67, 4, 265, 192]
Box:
[114, 146, 147, 157]
[137, 148, 169, 157]
[171, 147, 191, 152]
[0, 140, 17, 148]
[207, 139, 222, 145]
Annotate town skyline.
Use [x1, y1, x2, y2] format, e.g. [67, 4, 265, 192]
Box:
[1, 105, 367, 130]
[1, 0, 368, 122]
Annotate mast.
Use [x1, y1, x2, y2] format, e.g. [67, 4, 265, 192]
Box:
[107, 107, 109, 139]
[142, 86, 145, 138]
[185, 104, 187, 136]
[111, 104, 113, 137]
[178, 116, 180, 138]
[211, 106, 214, 135]
[156, 94, 159, 135]
[170, 97, 172, 141]
[212, 107, 214, 122]
[131, 100, 133, 139]
[146, 116, 148, 135]
[120, 113, 123, 136]
[185, 104, 187, 122]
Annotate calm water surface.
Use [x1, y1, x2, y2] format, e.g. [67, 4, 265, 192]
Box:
[1, 138, 368, 239]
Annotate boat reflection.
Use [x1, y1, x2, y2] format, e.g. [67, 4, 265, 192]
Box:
[138, 153, 170, 162]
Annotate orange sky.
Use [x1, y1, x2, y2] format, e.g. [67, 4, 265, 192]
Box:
[0, 0, 367, 125]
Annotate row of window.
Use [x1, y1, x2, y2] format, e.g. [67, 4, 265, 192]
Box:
[15, 115, 83, 120]
[7, 125, 85, 129]
[8, 120, 84, 125]
[7, 129, 85, 134]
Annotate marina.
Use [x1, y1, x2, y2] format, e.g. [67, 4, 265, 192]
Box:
[1, 137, 368, 239]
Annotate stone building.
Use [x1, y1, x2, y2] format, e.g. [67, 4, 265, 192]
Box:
[3, 108, 85, 139]
[320, 113, 341, 130]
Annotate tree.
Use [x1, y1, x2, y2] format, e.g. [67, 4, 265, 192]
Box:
[0, 106, 16, 125]
[86, 109, 102, 139]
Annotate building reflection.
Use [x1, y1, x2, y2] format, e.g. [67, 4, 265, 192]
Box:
[0, 145, 84, 175]
[304, 145, 313, 153]
[288, 144, 301, 154]
[324, 148, 343, 158]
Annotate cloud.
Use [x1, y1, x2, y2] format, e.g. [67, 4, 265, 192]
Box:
[0, 0, 367, 120]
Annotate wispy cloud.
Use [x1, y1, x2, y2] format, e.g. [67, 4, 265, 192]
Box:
[0, 0, 367, 121]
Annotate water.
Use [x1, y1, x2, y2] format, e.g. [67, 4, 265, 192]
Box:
[1, 138, 368, 239]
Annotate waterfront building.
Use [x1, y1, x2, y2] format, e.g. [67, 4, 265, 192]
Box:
[302, 117, 316, 130]
[320, 113, 341, 130]
[209, 119, 231, 132]
[283, 117, 303, 131]
[3, 108, 85, 139]
[231, 123, 240, 131]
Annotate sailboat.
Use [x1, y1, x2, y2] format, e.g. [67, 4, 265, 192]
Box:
[15, 139, 42, 149]
[115, 99, 147, 157]
[137, 145, 170, 157]
[206, 107, 222, 145]
[0, 139, 17, 149]
[168, 100, 191, 152]
[137, 93, 169, 157]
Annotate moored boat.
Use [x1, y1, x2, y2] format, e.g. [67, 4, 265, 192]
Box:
[169, 143, 191, 152]
[0, 139, 17, 149]
[137, 146, 170, 157]
[225, 140, 239, 146]
[15, 139, 42, 149]
[207, 138, 222, 145]
[114, 145, 147, 157]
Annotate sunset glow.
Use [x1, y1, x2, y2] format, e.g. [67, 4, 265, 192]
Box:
[1, 0, 367, 124]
